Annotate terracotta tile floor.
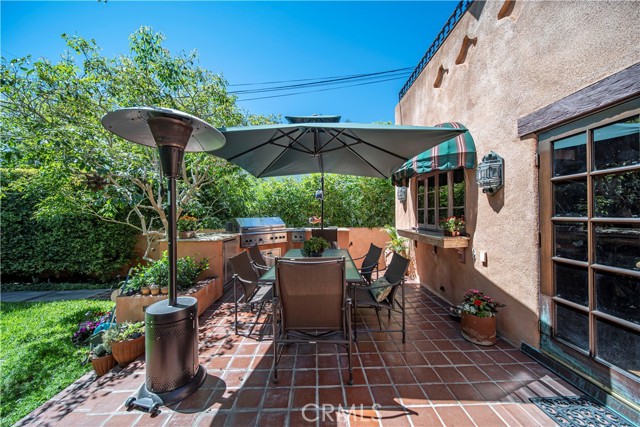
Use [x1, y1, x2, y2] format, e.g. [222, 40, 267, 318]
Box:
[18, 282, 582, 426]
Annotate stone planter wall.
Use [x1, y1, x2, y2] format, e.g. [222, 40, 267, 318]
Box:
[116, 277, 220, 322]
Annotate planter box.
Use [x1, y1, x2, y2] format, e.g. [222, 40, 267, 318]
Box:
[116, 277, 221, 322]
[112, 335, 145, 367]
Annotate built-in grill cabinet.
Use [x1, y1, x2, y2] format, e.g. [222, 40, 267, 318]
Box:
[232, 217, 288, 248]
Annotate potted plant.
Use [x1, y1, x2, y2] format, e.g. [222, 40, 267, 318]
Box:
[439, 216, 465, 236]
[140, 285, 150, 295]
[149, 284, 160, 296]
[103, 321, 145, 367]
[177, 215, 199, 239]
[160, 286, 168, 295]
[90, 343, 116, 377]
[302, 236, 330, 257]
[460, 289, 505, 346]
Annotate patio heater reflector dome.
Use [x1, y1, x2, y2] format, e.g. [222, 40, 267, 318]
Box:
[101, 107, 225, 410]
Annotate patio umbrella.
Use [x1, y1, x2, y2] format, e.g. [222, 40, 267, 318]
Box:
[209, 115, 466, 227]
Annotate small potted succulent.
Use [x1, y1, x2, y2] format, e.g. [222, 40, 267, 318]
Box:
[302, 236, 330, 257]
[140, 285, 150, 295]
[90, 343, 116, 377]
[160, 285, 169, 295]
[149, 284, 160, 296]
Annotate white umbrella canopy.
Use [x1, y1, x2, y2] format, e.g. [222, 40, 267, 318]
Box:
[209, 115, 466, 179]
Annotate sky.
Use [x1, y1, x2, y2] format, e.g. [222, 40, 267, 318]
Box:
[1, 1, 459, 124]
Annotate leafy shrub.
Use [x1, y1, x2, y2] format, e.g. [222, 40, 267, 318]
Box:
[1, 169, 137, 282]
[123, 251, 209, 294]
[103, 321, 145, 343]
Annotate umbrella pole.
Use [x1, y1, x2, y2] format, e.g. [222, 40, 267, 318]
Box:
[320, 173, 324, 230]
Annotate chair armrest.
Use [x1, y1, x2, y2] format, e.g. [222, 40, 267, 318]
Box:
[251, 262, 270, 273]
[367, 278, 404, 290]
[357, 261, 379, 272]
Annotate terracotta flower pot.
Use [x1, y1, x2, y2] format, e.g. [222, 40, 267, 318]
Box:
[461, 312, 497, 346]
[111, 335, 145, 367]
[160, 286, 168, 295]
[91, 353, 116, 376]
[150, 287, 160, 296]
[140, 287, 150, 295]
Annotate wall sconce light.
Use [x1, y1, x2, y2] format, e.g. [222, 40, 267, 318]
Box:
[476, 151, 504, 194]
[397, 186, 407, 203]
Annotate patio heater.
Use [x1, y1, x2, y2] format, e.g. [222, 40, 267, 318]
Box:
[101, 107, 225, 411]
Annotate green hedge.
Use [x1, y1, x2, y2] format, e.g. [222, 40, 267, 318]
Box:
[1, 169, 136, 282]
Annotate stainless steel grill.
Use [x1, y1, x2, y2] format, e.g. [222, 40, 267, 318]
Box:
[233, 217, 288, 248]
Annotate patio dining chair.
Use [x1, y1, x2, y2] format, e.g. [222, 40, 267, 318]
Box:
[353, 252, 410, 343]
[351, 243, 383, 285]
[272, 257, 353, 385]
[247, 244, 271, 274]
[311, 228, 339, 249]
[229, 251, 273, 337]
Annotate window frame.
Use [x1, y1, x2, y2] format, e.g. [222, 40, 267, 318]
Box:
[415, 168, 465, 230]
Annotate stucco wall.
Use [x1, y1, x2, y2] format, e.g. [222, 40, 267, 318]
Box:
[395, 1, 640, 347]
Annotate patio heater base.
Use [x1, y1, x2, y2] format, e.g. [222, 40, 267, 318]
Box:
[131, 364, 207, 408]
[130, 296, 207, 408]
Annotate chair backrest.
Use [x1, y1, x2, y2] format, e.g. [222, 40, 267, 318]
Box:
[311, 228, 339, 248]
[383, 252, 410, 303]
[247, 244, 267, 267]
[229, 251, 260, 299]
[360, 243, 383, 282]
[275, 257, 346, 331]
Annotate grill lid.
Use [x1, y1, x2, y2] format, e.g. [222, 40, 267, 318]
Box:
[234, 217, 285, 232]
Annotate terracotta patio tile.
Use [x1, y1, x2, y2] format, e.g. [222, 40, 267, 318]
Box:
[442, 351, 473, 366]
[455, 366, 488, 384]
[378, 409, 412, 426]
[492, 403, 545, 426]
[318, 368, 342, 386]
[474, 381, 511, 402]
[408, 406, 444, 426]
[360, 352, 385, 367]
[226, 410, 259, 426]
[319, 386, 346, 406]
[132, 412, 171, 426]
[434, 366, 465, 383]
[318, 354, 340, 369]
[422, 352, 451, 366]
[465, 404, 509, 426]
[295, 355, 317, 369]
[234, 388, 265, 408]
[520, 402, 561, 426]
[228, 356, 253, 370]
[243, 369, 270, 388]
[412, 366, 441, 384]
[431, 340, 457, 351]
[292, 387, 318, 409]
[103, 413, 144, 427]
[464, 351, 496, 365]
[289, 409, 318, 426]
[256, 410, 288, 426]
[503, 349, 536, 363]
[381, 352, 406, 367]
[423, 384, 457, 405]
[73, 390, 129, 413]
[395, 384, 429, 406]
[387, 367, 417, 385]
[347, 367, 367, 385]
[401, 352, 428, 366]
[345, 386, 374, 406]
[174, 387, 218, 412]
[497, 381, 528, 402]
[356, 341, 379, 353]
[364, 368, 393, 385]
[294, 369, 317, 387]
[56, 413, 110, 427]
[413, 340, 438, 352]
[262, 387, 291, 409]
[268, 369, 292, 387]
[345, 407, 381, 427]
[434, 405, 474, 426]
[251, 355, 274, 371]
[369, 385, 401, 408]
[448, 383, 486, 406]
[479, 364, 514, 381]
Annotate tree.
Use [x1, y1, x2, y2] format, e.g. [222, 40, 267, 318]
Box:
[1, 26, 277, 259]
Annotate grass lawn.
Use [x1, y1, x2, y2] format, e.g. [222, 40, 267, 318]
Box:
[0, 299, 114, 427]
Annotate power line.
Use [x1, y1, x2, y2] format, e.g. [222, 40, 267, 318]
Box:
[230, 70, 411, 95]
[236, 75, 408, 102]
[228, 67, 413, 87]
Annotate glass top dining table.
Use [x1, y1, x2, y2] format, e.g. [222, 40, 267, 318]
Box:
[258, 248, 364, 283]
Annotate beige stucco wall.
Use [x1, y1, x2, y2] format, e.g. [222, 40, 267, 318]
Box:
[395, 1, 640, 347]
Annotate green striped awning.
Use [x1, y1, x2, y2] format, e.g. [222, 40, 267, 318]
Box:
[392, 122, 475, 186]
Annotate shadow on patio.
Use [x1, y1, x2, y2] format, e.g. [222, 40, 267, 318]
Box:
[20, 282, 580, 426]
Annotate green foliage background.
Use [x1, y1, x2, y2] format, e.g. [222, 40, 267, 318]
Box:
[1, 26, 395, 282]
[1, 169, 137, 281]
